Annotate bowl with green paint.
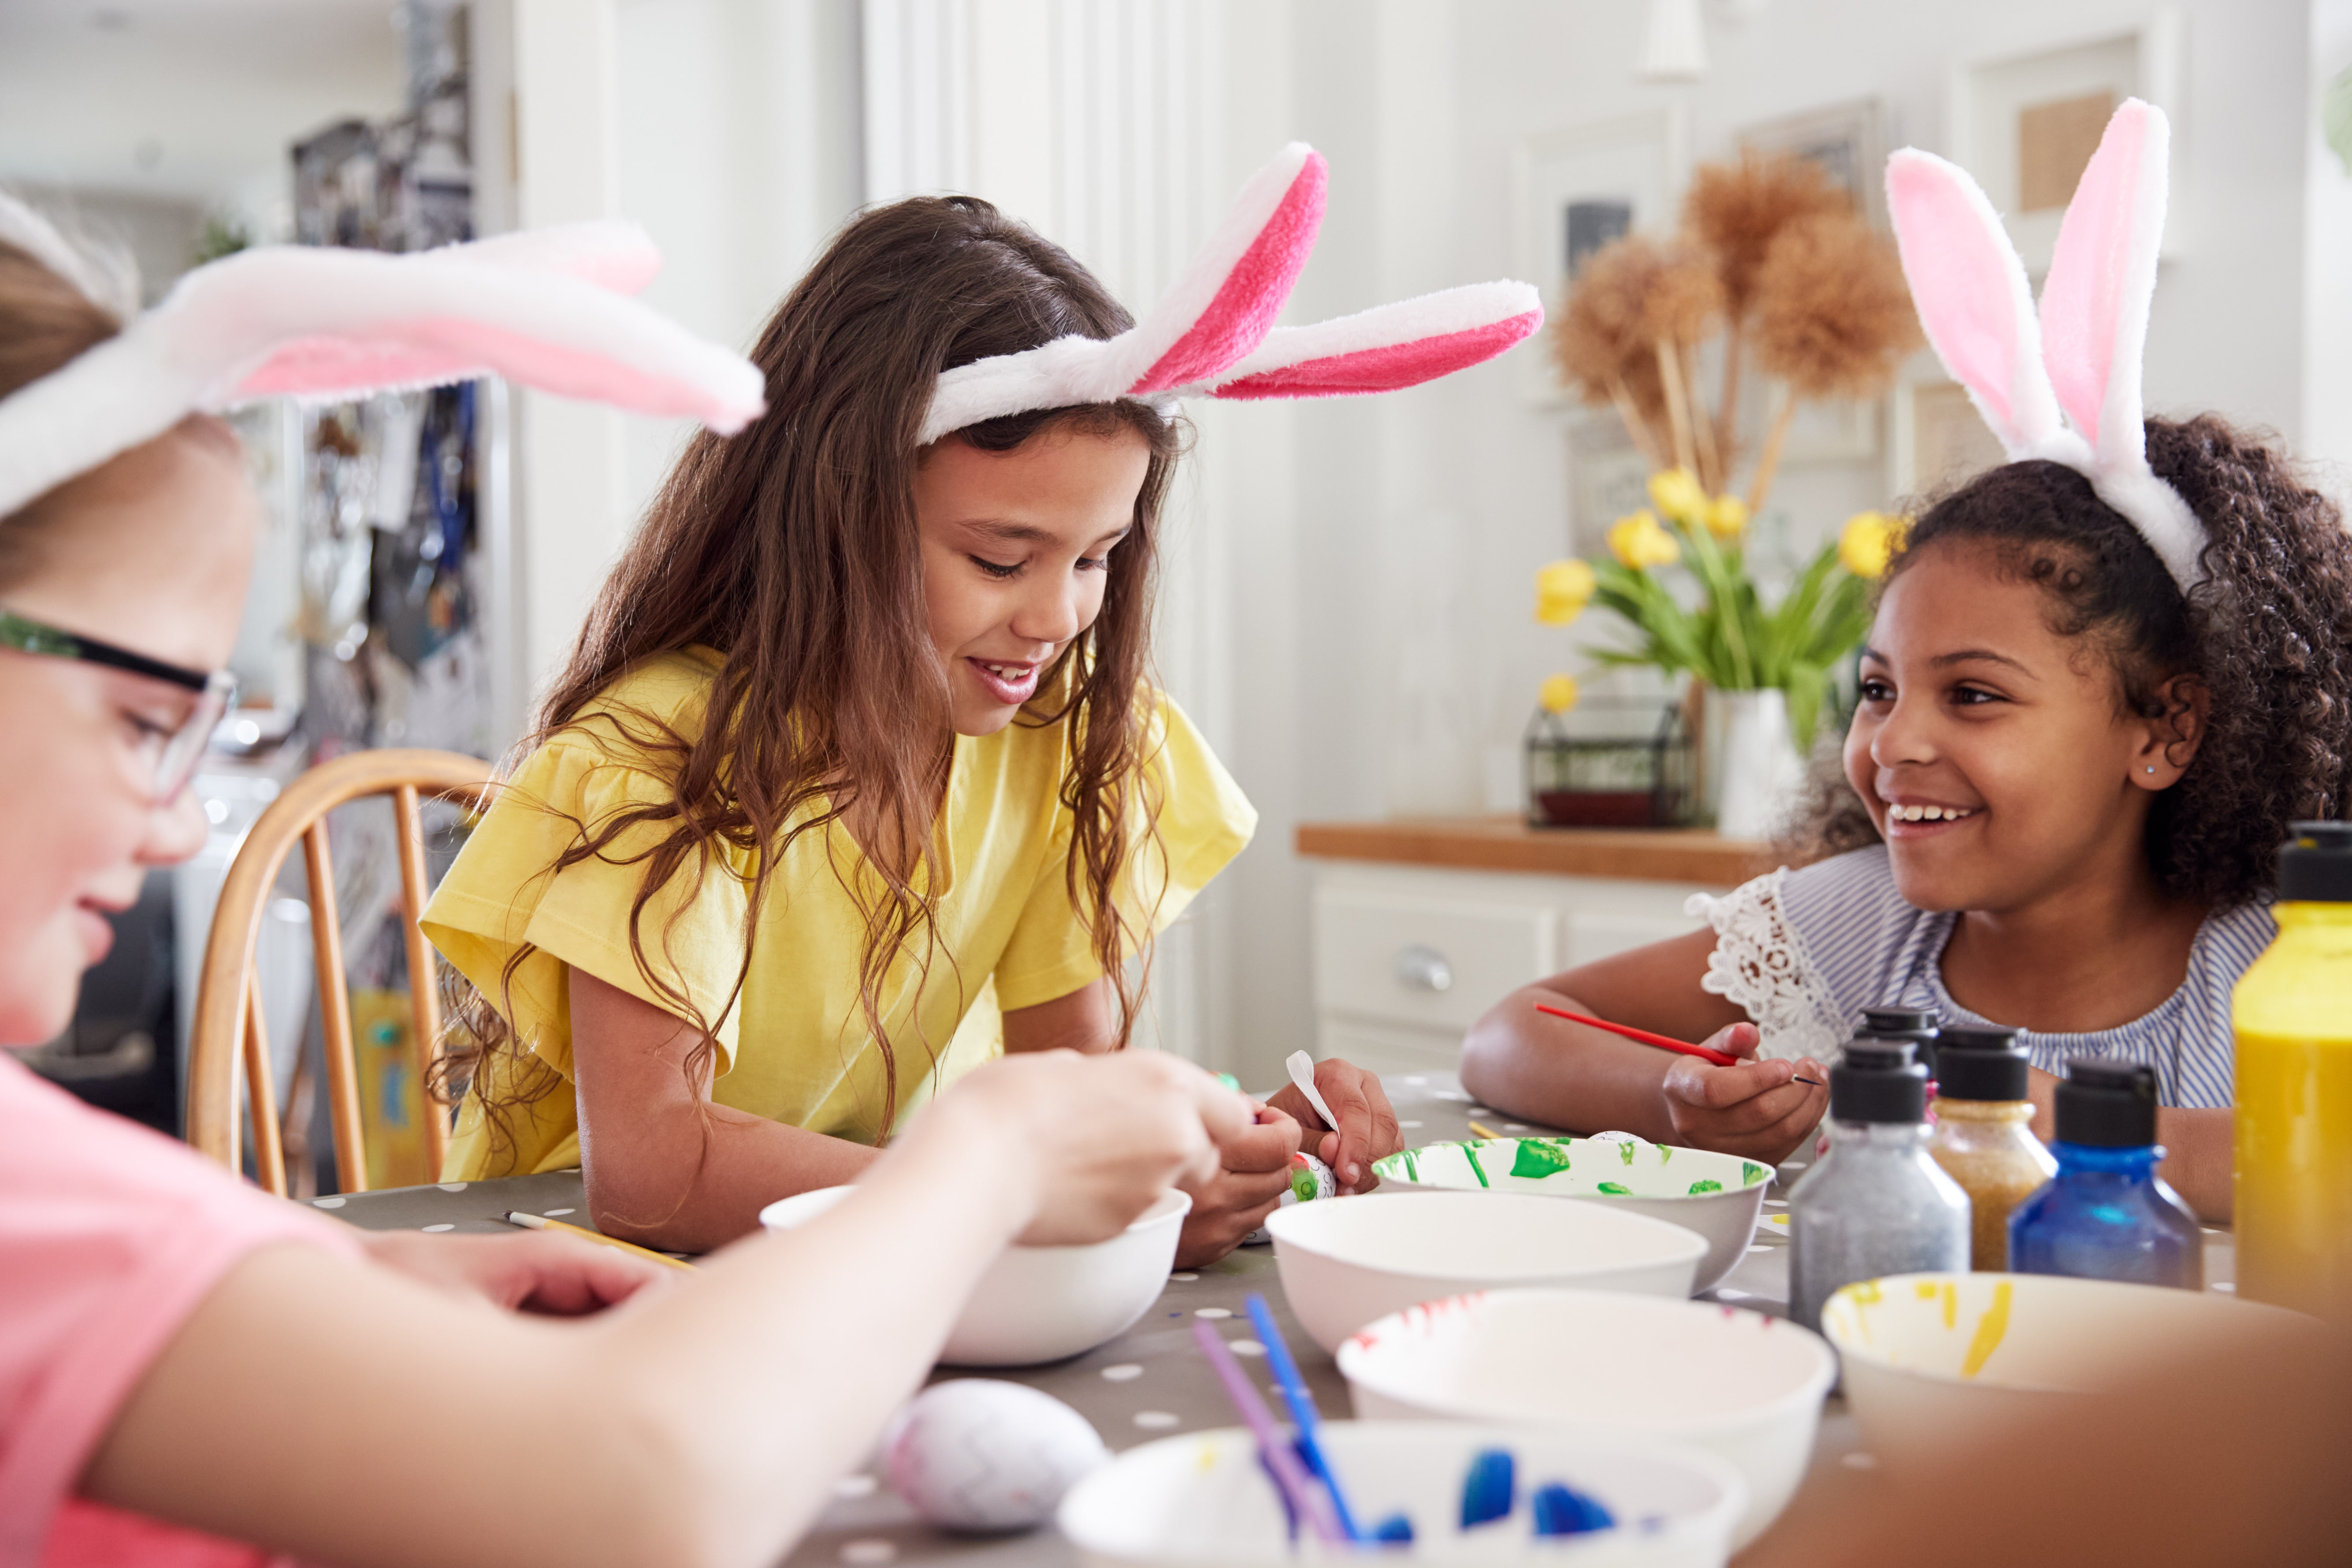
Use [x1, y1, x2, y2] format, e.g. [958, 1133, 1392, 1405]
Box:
[1371, 1137, 1771, 1294]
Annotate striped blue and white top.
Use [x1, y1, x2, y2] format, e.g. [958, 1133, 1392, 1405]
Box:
[1686, 846, 2271, 1109]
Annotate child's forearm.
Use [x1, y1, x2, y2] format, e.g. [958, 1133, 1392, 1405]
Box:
[584, 1100, 881, 1253]
[1460, 985, 1682, 1140]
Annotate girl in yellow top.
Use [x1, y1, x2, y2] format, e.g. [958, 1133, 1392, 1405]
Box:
[423, 144, 1545, 1264]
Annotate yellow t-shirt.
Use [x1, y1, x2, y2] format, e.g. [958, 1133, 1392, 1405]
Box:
[423, 647, 1255, 1179]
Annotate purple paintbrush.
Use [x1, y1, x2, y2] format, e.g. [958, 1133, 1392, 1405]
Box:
[1191, 1319, 1345, 1545]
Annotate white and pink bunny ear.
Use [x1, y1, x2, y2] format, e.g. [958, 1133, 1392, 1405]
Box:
[2037, 100, 2205, 589]
[1885, 99, 2205, 592]
[1884, 148, 2077, 465]
[0, 219, 765, 521]
[918, 142, 1541, 443]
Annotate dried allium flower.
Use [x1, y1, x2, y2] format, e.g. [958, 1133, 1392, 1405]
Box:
[1683, 148, 1851, 317]
[1551, 235, 1670, 426]
[1750, 211, 1921, 401]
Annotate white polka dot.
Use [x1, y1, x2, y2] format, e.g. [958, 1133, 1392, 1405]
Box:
[1398, 1119, 1423, 1129]
[1169, 1271, 1199, 1282]
[1403, 1074, 1427, 1085]
[1195, 1307, 1232, 1319]
[1763, 1199, 1787, 1208]
[833, 1474, 878, 1499]
[1841, 1451, 1879, 1471]
[542, 1208, 575, 1217]
[1230, 1339, 1267, 1357]
[1433, 1090, 1469, 1102]
[421, 1223, 456, 1233]
[1504, 1123, 1528, 1132]
[1715, 1288, 1750, 1301]
[436, 1182, 468, 1192]
[1747, 1245, 1771, 1254]
[840, 1540, 896, 1564]
[1101, 1364, 1144, 1382]
[1133, 1411, 1180, 1430]
[312, 1196, 345, 1208]
[2212, 1280, 2237, 1293]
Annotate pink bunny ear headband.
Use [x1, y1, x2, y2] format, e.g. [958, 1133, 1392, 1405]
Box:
[919, 142, 1543, 445]
[0, 196, 766, 521]
[1885, 98, 2205, 593]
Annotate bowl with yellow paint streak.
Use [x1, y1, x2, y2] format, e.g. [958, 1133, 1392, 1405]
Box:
[1822, 1272, 2310, 1468]
[1372, 1137, 1771, 1295]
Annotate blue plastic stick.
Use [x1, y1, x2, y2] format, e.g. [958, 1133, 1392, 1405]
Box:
[1242, 1293, 1367, 1542]
[1191, 1320, 1344, 1545]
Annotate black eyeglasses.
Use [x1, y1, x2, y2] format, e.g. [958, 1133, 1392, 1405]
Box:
[0, 607, 238, 802]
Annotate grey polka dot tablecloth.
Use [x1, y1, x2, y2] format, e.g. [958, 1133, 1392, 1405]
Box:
[312, 1071, 2235, 1566]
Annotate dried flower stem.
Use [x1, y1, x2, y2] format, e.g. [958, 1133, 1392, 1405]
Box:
[1746, 383, 1800, 513]
[1656, 339, 1698, 476]
[1607, 374, 1665, 468]
[1686, 342, 1722, 494]
[1718, 324, 1745, 468]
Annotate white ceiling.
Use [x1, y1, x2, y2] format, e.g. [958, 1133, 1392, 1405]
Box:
[0, 0, 407, 213]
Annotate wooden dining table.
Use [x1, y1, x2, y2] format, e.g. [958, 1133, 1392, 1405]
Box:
[308, 1070, 2240, 1565]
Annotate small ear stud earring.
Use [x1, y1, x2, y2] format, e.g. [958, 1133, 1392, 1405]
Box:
[2146, 765, 2157, 774]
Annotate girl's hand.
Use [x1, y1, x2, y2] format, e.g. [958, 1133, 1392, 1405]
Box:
[914, 1048, 1242, 1248]
[1263, 1058, 1402, 1193]
[360, 1231, 673, 1315]
[1172, 1105, 1302, 1268]
[1657, 1022, 1827, 1163]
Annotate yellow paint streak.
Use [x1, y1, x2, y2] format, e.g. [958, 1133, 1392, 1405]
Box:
[1959, 1281, 2013, 1380]
[1914, 1280, 1939, 1300]
[1940, 1281, 1958, 1331]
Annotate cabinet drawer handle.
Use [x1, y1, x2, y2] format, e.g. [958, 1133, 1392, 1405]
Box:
[1393, 943, 1453, 993]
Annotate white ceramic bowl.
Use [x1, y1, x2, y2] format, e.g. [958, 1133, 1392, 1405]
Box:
[1336, 1288, 1835, 1549]
[1822, 1271, 2315, 1469]
[1373, 1137, 1772, 1294]
[1058, 1420, 1747, 1568]
[758, 1185, 1190, 1367]
[1264, 1190, 1705, 1356]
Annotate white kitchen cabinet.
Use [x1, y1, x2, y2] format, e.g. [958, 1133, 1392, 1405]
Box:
[1304, 859, 1732, 1078]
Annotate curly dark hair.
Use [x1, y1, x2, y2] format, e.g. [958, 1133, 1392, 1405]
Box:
[1779, 414, 2352, 908]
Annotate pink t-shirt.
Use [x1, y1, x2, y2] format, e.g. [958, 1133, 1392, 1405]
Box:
[0, 1055, 365, 1568]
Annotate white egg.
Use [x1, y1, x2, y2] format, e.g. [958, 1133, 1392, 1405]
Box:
[882, 1379, 1111, 1533]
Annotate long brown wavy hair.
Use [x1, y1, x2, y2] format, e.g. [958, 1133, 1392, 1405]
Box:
[442, 196, 1182, 1153]
[1780, 414, 2352, 907]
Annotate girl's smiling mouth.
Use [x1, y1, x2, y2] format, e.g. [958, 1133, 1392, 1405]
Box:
[966, 658, 1040, 705]
[1883, 798, 1981, 831]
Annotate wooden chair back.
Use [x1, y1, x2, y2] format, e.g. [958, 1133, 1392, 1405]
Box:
[186, 748, 497, 1196]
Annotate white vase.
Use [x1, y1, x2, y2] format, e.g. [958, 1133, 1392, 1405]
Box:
[1711, 688, 1806, 842]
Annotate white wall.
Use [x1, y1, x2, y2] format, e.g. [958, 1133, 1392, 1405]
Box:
[1198, 0, 2318, 1085]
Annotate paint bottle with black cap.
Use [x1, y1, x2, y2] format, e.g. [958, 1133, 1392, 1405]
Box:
[1927, 1026, 2056, 1271]
[2009, 1059, 2202, 1290]
[1787, 1038, 1970, 1331]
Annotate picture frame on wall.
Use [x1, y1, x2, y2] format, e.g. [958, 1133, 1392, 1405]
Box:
[1739, 97, 1889, 229]
[1566, 412, 1653, 554]
[1514, 107, 1690, 407]
[1949, 7, 2186, 271]
[1890, 372, 2008, 502]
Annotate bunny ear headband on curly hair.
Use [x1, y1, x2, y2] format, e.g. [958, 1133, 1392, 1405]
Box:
[0, 194, 766, 521]
[919, 142, 1544, 445]
[1885, 97, 2205, 593]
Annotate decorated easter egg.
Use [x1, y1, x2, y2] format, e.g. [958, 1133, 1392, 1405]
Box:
[882, 1379, 1110, 1533]
[1280, 1151, 1337, 1205]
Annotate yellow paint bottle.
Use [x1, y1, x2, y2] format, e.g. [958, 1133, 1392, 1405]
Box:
[2232, 822, 2352, 1323]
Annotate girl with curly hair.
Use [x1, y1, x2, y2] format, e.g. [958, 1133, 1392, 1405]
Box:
[1459, 104, 2350, 1223]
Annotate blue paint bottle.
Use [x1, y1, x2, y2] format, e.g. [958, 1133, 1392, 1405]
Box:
[2008, 1059, 2203, 1290]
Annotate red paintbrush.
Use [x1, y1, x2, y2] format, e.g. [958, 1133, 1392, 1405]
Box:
[1532, 1002, 1821, 1085]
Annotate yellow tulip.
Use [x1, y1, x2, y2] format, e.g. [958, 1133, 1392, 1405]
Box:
[1838, 510, 1906, 580]
[1608, 509, 1682, 571]
[1538, 673, 1581, 714]
[1646, 467, 1709, 526]
[1703, 494, 1750, 539]
[1534, 557, 1598, 625]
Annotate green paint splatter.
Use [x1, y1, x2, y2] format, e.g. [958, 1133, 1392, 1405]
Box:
[1290, 1163, 1322, 1202]
[1596, 1181, 1632, 1195]
[1742, 1161, 1768, 1187]
[1687, 1178, 1724, 1194]
[1657, 1145, 1672, 1164]
[1463, 1144, 1491, 1188]
[1510, 1139, 1572, 1179]
[1618, 1141, 1638, 1167]
[1401, 1149, 1420, 1183]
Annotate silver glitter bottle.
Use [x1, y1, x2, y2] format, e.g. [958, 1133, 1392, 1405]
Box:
[1787, 1039, 1971, 1332]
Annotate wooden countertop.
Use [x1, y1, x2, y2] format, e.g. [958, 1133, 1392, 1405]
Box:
[1295, 815, 1770, 886]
